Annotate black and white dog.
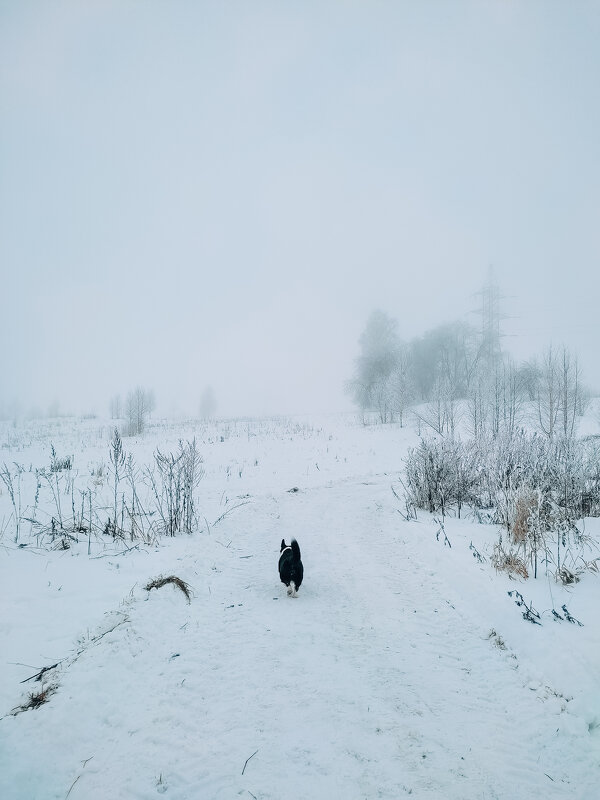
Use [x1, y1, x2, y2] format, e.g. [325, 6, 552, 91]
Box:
[278, 539, 303, 597]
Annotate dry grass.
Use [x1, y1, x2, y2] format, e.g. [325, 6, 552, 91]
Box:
[144, 575, 192, 603]
[12, 684, 57, 715]
[491, 544, 529, 579]
[510, 490, 537, 545]
[27, 686, 54, 708]
[488, 630, 507, 650]
[557, 566, 580, 585]
[582, 557, 599, 575]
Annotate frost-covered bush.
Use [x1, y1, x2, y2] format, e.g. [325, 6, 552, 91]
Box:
[403, 430, 600, 579]
[403, 437, 479, 517]
[405, 431, 600, 521]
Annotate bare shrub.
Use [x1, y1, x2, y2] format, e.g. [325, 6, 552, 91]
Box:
[145, 439, 204, 536]
[403, 437, 474, 516]
[50, 444, 72, 472]
[124, 454, 153, 544]
[0, 462, 22, 542]
[107, 428, 125, 538]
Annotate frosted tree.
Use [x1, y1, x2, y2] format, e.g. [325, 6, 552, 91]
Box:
[517, 359, 540, 402]
[536, 347, 560, 440]
[109, 394, 123, 420]
[467, 357, 523, 440]
[347, 310, 401, 422]
[410, 321, 479, 402]
[498, 358, 524, 437]
[125, 387, 155, 436]
[475, 269, 503, 373]
[557, 346, 584, 439]
[386, 344, 414, 426]
[417, 375, 460, 437]
[534, 346, 584, 441]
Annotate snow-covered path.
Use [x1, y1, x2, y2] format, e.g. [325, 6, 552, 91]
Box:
[213, 478, 598, 800]
[1, 418, 599, 799]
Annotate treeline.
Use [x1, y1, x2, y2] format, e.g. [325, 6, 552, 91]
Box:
[347, 309, 587, 440]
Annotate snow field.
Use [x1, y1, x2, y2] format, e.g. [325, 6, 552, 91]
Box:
[0, 415, 599, 799]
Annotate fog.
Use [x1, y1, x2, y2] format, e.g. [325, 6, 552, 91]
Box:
[1, 1, 599, 418]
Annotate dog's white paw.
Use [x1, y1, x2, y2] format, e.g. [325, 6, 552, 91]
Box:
[287, 585, 293, 596]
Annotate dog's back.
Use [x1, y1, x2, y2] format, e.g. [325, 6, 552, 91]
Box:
[279, 538, 303, 596]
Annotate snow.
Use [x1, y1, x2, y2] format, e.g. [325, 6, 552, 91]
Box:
[0, 414, 599, 799]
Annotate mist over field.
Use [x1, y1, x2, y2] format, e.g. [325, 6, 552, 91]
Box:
[2, 7, 600, 796]
[2, 1, 600, 418]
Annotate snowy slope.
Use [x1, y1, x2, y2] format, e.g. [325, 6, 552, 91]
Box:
[0, 415, 599, 799]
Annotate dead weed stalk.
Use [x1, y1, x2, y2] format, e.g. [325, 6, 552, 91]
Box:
[145, 575, 192, 603]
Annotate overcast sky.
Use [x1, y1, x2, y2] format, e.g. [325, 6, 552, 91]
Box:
[1, 1, 599, 418]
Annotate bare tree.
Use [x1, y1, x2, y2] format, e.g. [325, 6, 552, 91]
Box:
[468, 357, 523, 440]
[410, 321, 479, 403]
[557, 346, 583, 440]
[534, 346, 584, 441]
[109, 395, 123, 420]
[415, 375, 460, 437]
[500, 358, 524, 437]
[517, 359, 540, 402]
[536, 346, 560, 440]
[200, 386, 217, 420]
[386, 345, 414, 426]
[124, 387, 155, 436]
[347, 310, 401, 421]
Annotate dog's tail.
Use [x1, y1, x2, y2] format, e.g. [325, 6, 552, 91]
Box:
[291, 538, 301, 561]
